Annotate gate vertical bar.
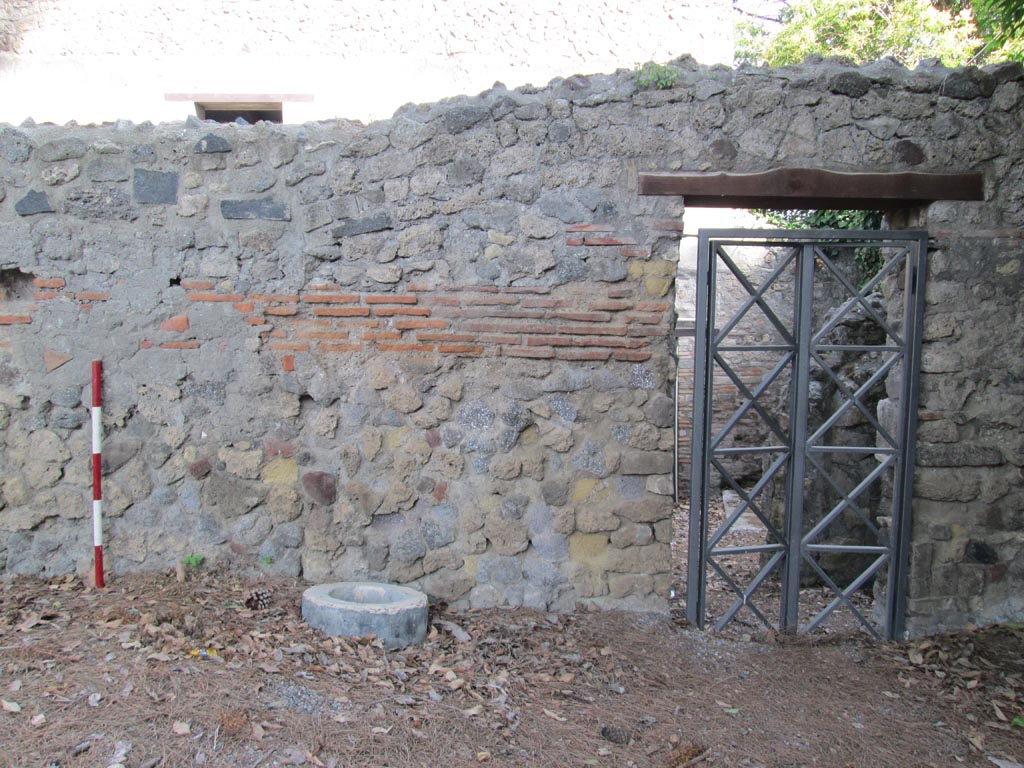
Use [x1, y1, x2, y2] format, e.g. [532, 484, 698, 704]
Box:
[674, 373, 679, 505]
[780, 243, 816, 630]
[687, 231, 715, 628]
[886, 234, 928, 639]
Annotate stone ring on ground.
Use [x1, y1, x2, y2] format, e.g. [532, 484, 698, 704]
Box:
[301, 582, 429, 649]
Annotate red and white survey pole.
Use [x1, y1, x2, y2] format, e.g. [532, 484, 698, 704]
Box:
[91, 360, 105, 588]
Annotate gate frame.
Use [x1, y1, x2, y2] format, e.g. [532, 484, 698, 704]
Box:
[686, 229, 928, 640]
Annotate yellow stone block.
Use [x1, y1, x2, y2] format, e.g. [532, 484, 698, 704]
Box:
[262, 457, 298, 485]
[645, 276, 673, 297]
[519, 425, 540, 445]
[384, 428, 409, 451]
[572, 478, 599, 503]
[463, 555, 479, 578]
[645, 260, 677, 277]
[488, 231, 516, 247]
[628, 261, 647, 279]
[569, 532, 609, 563]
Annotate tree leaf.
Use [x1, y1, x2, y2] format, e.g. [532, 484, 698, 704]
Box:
[1, 699, 22, 713]
[171, 720, 191, 736]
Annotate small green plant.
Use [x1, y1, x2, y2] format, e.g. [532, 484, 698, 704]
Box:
[1012, 715, 1024, 729]
[634, 61, 680, 90]
[259, 555, 274, 567]
[182, 554, 205, 571]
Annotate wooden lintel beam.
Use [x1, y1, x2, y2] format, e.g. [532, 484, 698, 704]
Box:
[164, 93, 314, 103]
[638, 169, 985, 208]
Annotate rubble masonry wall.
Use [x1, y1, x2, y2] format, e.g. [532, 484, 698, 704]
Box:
[0, 58, 1022, 631]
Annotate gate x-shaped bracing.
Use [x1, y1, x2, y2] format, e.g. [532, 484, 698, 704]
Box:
[686, 230, 927, 640]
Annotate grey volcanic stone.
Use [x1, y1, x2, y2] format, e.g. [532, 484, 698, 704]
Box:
[942, 69, 995, 99]
[390, 117, 436, 149]
[50, 408, 85, 429]
[86, 157, 129, 182]
[302, 582, 428, 649]
[221, 197, 289, 220]
[422, 516, 457, 550]
[15, 190, 54, 216]
[477, 555, 523, 585]
[332, 214, 392, 239]
[102, 439, 142, 473]
[542, 479, 570, 507]
[441, 105, 491, 133]
[629, 366, 656, 389]
[0, 127, 32, 163]
[917, 444, 1003, 467]
[460, 400, 495, 429]
[64, 187, 136, 220]
[37, 138, 87, 162]
[573, 439, 610, 477]
[620, 450, 673, 475]
[202, 474, 267, 519]
[134, 169, 179, 204]
[643, 393, 675, 428]
[391, 528, 427, 563]
[130, 144, 157, 163]
[194, 133, 232, 153]
[828, 72, 871, 98]
[710, 138, 737, 163]
[50, 387, 83, 408]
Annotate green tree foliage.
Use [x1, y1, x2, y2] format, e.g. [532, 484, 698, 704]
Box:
[736, 0, 983, 66]
[754, 209, 886, 283]
[755, 209, 884, 232]
[964, 0, 1024, 59]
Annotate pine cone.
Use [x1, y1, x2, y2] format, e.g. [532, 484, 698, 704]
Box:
[244, 587, 273, 610]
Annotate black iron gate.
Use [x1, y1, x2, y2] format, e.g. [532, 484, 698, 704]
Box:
[686, 229, 927, 640]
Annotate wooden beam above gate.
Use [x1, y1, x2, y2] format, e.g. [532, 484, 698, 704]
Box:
[638, 168, 985, 209]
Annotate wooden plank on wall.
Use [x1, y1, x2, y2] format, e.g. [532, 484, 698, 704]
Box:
[638, 169, 985, 208]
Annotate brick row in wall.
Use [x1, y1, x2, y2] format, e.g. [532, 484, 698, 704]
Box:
[0, 277, 112, 342]
[156, 282, 672, 367]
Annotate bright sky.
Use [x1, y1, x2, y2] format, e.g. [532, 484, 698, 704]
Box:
[1, 0, 737, 125]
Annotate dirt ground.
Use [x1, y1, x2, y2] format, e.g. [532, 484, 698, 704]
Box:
[1, 570, 1022, 768]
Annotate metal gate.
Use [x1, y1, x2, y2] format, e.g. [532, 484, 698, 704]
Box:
[686, 229, 927, 640]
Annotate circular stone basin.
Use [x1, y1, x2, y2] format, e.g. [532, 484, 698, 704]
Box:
[301, 582, 428, 649]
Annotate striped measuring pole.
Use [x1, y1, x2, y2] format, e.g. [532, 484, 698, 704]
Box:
[91, 360, 105, 588]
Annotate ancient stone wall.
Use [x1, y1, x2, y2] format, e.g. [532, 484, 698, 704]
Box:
[0, 71, 689, 614]
[1, 57, 1023, 632]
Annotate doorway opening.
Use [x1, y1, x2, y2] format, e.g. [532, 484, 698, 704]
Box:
[673, 227, 927, 639]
